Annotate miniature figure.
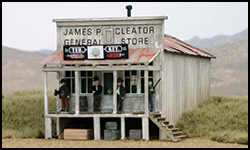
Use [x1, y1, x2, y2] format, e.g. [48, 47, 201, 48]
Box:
[148, 80, 155, 112]
[92, 76, 103, 111]
[117, 78, 126, 112]
[56, 79, 70, 112]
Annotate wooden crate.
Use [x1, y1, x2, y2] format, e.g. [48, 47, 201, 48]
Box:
[63, 129, 93, 140]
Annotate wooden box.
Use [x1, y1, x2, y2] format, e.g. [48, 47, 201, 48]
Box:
[129, 129, 142, 140]
[104, 130, 121, 140]
[63, 129, 93, 140]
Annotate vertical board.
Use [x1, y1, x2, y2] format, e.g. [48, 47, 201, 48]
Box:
[163, 53, 212, 125]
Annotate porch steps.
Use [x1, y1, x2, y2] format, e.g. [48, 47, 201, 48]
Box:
[149, 112, 187, 142]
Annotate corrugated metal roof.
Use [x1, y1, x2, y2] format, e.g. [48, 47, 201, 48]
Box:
[164, 34, 216, 59]
[41, 48, 160, 65]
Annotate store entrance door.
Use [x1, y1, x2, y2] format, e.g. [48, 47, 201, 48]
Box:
[101, 72, 113, 110]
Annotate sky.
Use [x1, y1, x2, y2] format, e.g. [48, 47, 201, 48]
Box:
[2, 2, 248, 51]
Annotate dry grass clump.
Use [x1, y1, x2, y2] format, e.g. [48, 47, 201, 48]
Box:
[2, 90, 57, 138]
[177, 95, 248, 144]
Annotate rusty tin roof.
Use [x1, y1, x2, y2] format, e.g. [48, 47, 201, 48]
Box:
[41, 48, 160, 65]
[164, 34, 216, 59]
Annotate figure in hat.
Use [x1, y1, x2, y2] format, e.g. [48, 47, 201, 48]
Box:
[148, 80, 155, 112]
[58, 79, 70, 112]
[117, 78, 126, 112]
[92, 76, 103, 111]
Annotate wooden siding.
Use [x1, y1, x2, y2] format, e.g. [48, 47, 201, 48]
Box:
[163, 53, 211, 125]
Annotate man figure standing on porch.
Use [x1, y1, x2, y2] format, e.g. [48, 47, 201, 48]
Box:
[148, 80, 155, 112]
[92, 76, 103, 111]
[117, 78, 126, 112]
[58, 79, 70, 112]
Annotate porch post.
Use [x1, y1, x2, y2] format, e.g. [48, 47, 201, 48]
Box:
[143, 70, 149, 141]
[75, 71, 80, 114]
[44, 71, 49, 115]
[144, 70, 149, 115]
[93, 115, 101, 140]
[45, 117, 52, 139]
[56, 71, 60, 111]
[44, 71, 52, 139]
[56, 71, 60, 137]
[121, 117, 125, 139]
[113, 70, 117, 114]
[142, 115, 149, 141]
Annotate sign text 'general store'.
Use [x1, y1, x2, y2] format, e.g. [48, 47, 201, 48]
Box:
[63, 26, 155, 46]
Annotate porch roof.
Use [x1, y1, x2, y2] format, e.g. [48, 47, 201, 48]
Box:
[41, 48, 160, 65]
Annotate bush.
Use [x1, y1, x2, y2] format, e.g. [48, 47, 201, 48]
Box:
[177, 95, 248, 144]
[2, 90, 57, 138]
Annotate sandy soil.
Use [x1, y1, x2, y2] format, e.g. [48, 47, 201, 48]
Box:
[2, 137, 248, 148]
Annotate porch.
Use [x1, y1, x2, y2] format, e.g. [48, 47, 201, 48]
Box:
[41, 48, 161, 140]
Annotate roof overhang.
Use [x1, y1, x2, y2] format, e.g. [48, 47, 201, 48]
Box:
[41, 48, 161, 71]
[164, 34, 216, 59]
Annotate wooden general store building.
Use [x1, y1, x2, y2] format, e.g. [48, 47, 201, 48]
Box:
[41, 15, 215, 141]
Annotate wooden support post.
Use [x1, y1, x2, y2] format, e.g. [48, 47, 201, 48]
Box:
[121, 117, 125, 139]
[44, 71, 49, 115]
[93, 116, 101, 140]
[56, 71, 60, 111]
[142, 115, 149, 141]
[45, 117, 52, 139]
[137, 70, 141, 94]
[144, 70, 149, 115]
[113, 70, 117, 114]
[75, 71, 80, 114]
[56, 72, 60, 137]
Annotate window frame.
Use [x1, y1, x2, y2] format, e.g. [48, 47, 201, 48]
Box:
[140, 70, 153, 93]
[65, 71, 75, 94]
[124, 70, 156, 94]
[80, 71, 93, 94]
[125, 70, 138, 94]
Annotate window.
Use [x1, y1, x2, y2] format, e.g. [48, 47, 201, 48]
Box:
[141, 71, 153, 93]
[65, 71, 93, 94]
[125, 70, 137, 93]
[65, 71, 75, 93]
[81, 71, 93, 93]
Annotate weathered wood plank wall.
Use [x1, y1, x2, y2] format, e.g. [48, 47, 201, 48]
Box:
[163, 53, 211, 125]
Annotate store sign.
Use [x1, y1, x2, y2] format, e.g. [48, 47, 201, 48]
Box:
[64, 44, 128, 60]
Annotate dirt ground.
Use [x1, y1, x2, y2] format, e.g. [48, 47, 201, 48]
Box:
[2, 137, 248, 148]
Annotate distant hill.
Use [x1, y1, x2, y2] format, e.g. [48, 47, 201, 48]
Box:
[186, 28, 248, 49]
[38, 49, 54, 54]
[2, 46, 57, 94]
[184, 27, 248, 96]
[204, 38, 248, 96]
